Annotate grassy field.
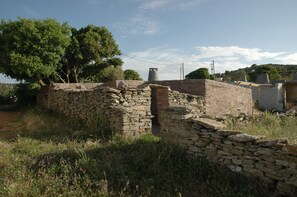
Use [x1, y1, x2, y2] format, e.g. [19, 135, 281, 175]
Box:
[0, 108, 273, 196]
[226, 111, 297, 144]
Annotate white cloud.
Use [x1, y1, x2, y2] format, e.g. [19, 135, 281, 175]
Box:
[274, 53, 297, 64]
[139, 0, 210, 10]
[122, 46, 297, 80]
[193, 46, 284, 62]
[115, 15, 160, 35]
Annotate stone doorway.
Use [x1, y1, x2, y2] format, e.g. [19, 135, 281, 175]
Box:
[150, 85, 169, 135]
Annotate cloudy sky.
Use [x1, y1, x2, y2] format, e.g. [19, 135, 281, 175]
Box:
[1, 0, 297, 82]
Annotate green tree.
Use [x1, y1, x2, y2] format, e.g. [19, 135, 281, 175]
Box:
[61, 25, 123, 83]
[95, 66, 124, 82]
[124, 69, 142, 80]
[185, 68, 210, 79]
[0, 18, 71, 85]
[230, 69, 249, 81]
[249, 65, 282, 82]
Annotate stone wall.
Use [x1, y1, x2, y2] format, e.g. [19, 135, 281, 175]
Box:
[256, 83, 285, 112]
[148, 80, 253, 117]
[149, 84, 206, 124]
[159, 106, 297, 196]
[286, 82, 297, 110]
[168, 90, 206, 116]
[38, 83, 152, 137]
[147, 79, 206, 96]
[204, 80, 253, 116]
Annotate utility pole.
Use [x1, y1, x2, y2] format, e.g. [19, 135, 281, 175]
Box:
[182, 62, 185, 80]
[211, 60, 216, 80]
[180, 65, 182, 80]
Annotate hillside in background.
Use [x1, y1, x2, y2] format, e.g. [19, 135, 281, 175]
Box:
[218, 64, 297, 82]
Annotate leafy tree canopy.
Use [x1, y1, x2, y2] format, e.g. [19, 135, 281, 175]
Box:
[0, 18, 123, 85]
[220, 64, 296, 82]
[95, 66, 124, 82]
[249, 64, 282, 82]
[124, 69, 142, 80]
[185, 67, 210, 79]
[61, 25, 123, 83]
[0, 18, 71, 85]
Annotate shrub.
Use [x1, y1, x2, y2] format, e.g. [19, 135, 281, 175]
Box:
[0, 84, 17, 105]
[15, 83, 40, 106]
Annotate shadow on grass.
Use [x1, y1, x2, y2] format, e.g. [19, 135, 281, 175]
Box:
[1, 108, 275, 196]
[9, 107, 113, 143]
[27, 137, 273, 197]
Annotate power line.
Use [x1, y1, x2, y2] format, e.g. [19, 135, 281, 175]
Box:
[121, 54, 169, 66]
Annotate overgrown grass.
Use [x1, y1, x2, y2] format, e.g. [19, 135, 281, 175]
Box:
[0, 108, 272, 196]
[226, 111, 297, 144]
[16, 108, 112, 142]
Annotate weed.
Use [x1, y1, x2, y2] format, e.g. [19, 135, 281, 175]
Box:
[0, 108, 273, 196]
[225, 111, 297, 144]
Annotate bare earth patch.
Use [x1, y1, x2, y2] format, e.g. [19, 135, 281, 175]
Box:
[0, 111, 20, 139]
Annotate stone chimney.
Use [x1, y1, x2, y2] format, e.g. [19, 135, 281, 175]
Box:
[148, 68, 159, 81]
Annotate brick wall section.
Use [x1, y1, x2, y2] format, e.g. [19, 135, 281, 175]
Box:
[38, 83, 152, 137]
[204, 80, 253, 116]
[159, 106, 297, 196]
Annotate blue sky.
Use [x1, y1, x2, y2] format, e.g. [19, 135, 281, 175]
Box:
[1, 0, 297, 82]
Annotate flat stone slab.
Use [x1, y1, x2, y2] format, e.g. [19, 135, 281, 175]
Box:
[216, 130, 242, 136]
[195, 118, 226, 130]
[227, 133, 261, 142]
[256, 138, 288, 147]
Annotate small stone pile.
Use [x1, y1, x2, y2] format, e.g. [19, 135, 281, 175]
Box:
[160, 106, 297, 196]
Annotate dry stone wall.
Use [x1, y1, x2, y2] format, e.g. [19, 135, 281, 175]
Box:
[168, 90, 206, 116]
[148, 79, 253, 117]
[38, 83, 152, 137]
[160, 106, 297, 196]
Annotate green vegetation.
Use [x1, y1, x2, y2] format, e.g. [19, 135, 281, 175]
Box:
[61, 25, 122, 83]
[0, 18, 71, 85]
[226, 111, 297, 144]
[0, 18, 123, 84]
[124, 69, 142, 80]
[186, 67, 210, 79]
[95, 66, 124, 83]
[0, 83, 40, 108]
[0, 108, 271, 196]
[220, 64, 297, 82]
[0, 84, 16, 105]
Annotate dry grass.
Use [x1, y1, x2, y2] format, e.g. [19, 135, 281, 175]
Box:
[0, 108, 272, 197]
[226, 111, 297, 144]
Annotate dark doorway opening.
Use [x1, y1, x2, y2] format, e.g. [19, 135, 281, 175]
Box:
[150, 86, 169, 135]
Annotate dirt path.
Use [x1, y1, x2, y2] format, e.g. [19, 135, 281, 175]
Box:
[0, 111, 20, 138]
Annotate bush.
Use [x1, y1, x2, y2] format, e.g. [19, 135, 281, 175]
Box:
[0, 84, 17, 105]
[124, 69, 142, 80]
[95, 66, 124, 82]
[15, 83, 40, 106]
